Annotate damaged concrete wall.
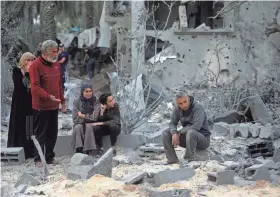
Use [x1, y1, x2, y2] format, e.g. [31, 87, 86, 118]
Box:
[139, 1, 280, 89]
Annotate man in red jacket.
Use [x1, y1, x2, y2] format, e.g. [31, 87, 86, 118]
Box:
[30, 40, 66, 166]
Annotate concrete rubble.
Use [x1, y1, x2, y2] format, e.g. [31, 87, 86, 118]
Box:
[119, 171, 147, 185]
[207, 170, 235, 185]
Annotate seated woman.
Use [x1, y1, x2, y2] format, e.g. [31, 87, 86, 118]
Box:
[71, 84, 100, 155]
[7, 52, 35, 159]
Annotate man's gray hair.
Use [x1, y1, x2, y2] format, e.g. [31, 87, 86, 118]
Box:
[176, 92, 188, 99]
[41, 40, 58, 54]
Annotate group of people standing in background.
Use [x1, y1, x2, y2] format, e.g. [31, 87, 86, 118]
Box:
[7, 40, 121, 167]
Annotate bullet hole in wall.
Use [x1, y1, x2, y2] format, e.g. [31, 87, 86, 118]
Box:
[207, 49, 210, 51]
[189, 49, 191, 51]
[182, 54, 185, 58]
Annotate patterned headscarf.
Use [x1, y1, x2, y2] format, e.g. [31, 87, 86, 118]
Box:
[80, 83, 96, 114]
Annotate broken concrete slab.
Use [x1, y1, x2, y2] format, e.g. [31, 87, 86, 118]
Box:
[54, 135, 73, 156]
[254, 158, 278, 169]
[248, 96, 273, 125]
[207, 170, 234, 185]
[245, 164, 270, 181]
[220, 161, 240, 170]
[149, 189, 191, 197]
[153, 168, 195, 187]
[138, 143, 164, 153]
[15, 172, 40, 188]
[213, 122, 230, 137]
[145, 130, 163, 144]
[120, 171, 146, 185]
[67, 148, 114, 180]
[70, 153, 96, 166]
[213, 110, 245, 124]
[1, 147, 25, 165]
[16, 184, 28, 194]
[273, 147, 280, 163]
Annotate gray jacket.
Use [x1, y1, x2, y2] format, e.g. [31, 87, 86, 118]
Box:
[72, 98, 101, 125]
[169, 96, 211, 137]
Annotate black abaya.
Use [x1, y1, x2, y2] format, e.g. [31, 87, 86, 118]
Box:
[7, 66, 35, 159]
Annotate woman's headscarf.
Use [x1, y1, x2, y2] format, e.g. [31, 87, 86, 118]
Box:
[80, 83, 96, 114]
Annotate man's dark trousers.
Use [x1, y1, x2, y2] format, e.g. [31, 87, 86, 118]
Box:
[94, 124, 121, 147]
[33, 110, 58, 162]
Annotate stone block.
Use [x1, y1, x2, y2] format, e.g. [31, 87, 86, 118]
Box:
[153, 168, 195, 187]
[249, 123, 262, 138]
[138, 143, 164, 153]
[248, 96, 273, 125]
[70, 153, 96, 166]
[213, 123, 230, 137]
[120, 171, 146, 185]
[254, 158, 278, 169]
[235, 123, 251, 138]
[15, 172, 40, 187]
[149, 189, 191, 197]
[1, 147, 25, 165]
[67, 148, 114, 180]
[103, 134, 147, 150]
[245, 164, 270, 181]
[54, 135, 73, 156]
[273, 147, 280, 163]
[207, 170, 234, 185]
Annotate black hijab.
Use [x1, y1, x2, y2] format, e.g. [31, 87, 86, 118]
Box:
[80, 83, 96, 114]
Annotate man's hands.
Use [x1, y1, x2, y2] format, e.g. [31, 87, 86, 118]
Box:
[100, 104, 107, 116]
[50, 95, 61, 102]
[172, 133, 180, 148]
[77, 111, 86, 119]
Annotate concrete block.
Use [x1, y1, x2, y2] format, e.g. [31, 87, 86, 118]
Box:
[235, 124, 251, 138]
[67, 148, 114, 180]
[207, 170, 234, 185]
[247, 141, 275, 158]
[273, 147, 280, 163]
[245, 164, 270, 181]
[70, 153, 96, 166]
[213, 123, 230, 137]
[103, 134, 147, 150]
[138, 143, 164, 153]
[259, 125, 273, 139]
[15, 172, 40, 187]
[248, 96, 273, 125]
[54, 135, 73, 156]
[254, 158, 278, 169]
[249, 124, 262, 138]
[154, 168, 195, 187]
[120, 171, 146, 185]
[220, 161, 239, 170]
[149, 189, 191, 197]
[1, 147, 25, 165]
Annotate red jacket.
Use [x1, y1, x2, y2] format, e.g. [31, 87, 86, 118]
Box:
[30, 56, 65, 110]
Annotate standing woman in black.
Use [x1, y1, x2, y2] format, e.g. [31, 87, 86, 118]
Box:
[7, 52, 36, 159]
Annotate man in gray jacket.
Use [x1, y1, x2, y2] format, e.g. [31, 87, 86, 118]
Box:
[162, 92, 211, 164]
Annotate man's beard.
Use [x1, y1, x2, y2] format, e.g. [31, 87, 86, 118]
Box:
[47, 56, 57, 63]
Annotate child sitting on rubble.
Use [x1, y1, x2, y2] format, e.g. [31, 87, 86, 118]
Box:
[71, 83, 101, 156]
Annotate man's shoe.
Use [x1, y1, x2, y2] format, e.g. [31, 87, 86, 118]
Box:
[46, 158, 59, 165]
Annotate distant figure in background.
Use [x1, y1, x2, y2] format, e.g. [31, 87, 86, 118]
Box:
[72, 84, 101, 155]
[35, 42, 42, 57]
[7, 52, 36, 159]
[83, 44, 100, 80]
[58, 43, 69, 92]
[30, 40, 66, 166]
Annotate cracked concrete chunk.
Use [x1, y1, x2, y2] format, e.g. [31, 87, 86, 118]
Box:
[153, 168, 195, 187]
[15, 172, 40, 187]
[254, 158, 278, 169]
[273, 147, 280, 163]
[120, 171, 146, 185]
[207, 170, 234, 185]
[245, 165, 270, 181]
[149, 189, 191, 197]
[70, 153, 96, 166]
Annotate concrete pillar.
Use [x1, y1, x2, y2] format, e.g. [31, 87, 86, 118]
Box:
[131, 0, 146, 78]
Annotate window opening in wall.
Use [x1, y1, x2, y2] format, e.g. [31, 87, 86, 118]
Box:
[184, 1, 224, 29]
[145, 36, 171, 61]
